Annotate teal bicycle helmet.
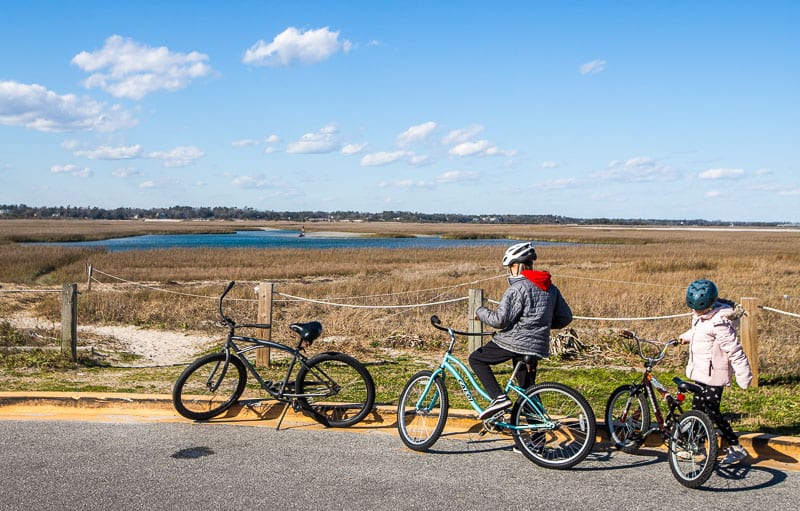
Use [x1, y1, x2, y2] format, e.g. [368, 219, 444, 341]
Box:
[686, 279, 718, 310]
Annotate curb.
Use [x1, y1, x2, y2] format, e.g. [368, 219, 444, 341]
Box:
[1, 391, 798, 468]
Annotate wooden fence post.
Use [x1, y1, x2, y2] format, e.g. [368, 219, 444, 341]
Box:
[468, 288, 484, 353]
[61, 283, 77, 361]
[256, 282, 274, 367]
[86, 263, 92, 292]
[740, 297, 759, 388]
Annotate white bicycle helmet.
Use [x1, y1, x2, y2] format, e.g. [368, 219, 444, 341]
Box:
[501, 242, 537, 266]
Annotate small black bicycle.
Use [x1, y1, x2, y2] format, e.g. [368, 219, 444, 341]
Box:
[172, 281, 376, 428]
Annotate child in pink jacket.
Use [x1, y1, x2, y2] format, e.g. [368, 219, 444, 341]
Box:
[679, 279, 752, 466]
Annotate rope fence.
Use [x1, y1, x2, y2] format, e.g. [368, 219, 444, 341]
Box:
[85, 266, 800, 321]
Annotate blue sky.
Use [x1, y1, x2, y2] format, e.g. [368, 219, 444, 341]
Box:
[1, 1, 797, 222]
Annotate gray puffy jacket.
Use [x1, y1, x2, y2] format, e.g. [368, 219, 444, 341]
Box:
[475, 270, 572, 358]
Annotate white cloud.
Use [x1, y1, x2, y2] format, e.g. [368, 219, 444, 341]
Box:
[232, 139, 259, 148]
[698, 168, 745, 179]
[138, 177, 178, 189]
[448, 139, 513, 157]
[146, 146, 204, 167]
[449, 140, 492, 156]
[0, 80, 135, 132]
[541, 161, 560, 169]
[442, 125, 484, 145]
[580, 59, 607, 74]
[377, 179, 434, 189]
[112, 167, 141, 178]
[408, 153, 432, 166]
[360, 150, 408, 166]
[231, 175, 279, 188]
[265, 134, 281, 143]
[72, 35, 212, 100]
[593, 156, 676, 182]
[263, 146, 277, 155]
[287, 126, 340, 154]
[341, 143, 367, 155]
[50, 164, 92, 177]
[705, 190, 722, 198]
[243, 26, 352, 67]
[72, 144, 142, 160]
[436, 170, 479, 183]
[397, 121, 437, 147]
[538, 178, 579, 190]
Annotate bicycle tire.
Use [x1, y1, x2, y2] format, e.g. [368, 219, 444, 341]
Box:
[172, 352, 247, 421]
[668, 409, 718, 488]
[396, 370, 449, 451]
[296, 352, 376, 428]
[605, 384, 651, 454]
[511, 382, 596, 469]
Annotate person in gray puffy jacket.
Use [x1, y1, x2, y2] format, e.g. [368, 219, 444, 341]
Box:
[679, 279, 752, 466]
[469, 242, 572, 419]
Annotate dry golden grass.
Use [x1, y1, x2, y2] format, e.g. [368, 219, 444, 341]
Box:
[2, 220, 800, 377]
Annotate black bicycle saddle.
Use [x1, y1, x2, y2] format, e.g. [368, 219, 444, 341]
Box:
[289, 321, 323, 343]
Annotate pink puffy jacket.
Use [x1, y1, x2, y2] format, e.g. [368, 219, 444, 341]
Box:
[679, 304, 752, 389]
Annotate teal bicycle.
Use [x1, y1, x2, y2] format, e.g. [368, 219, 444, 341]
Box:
[397, 316, 596, 469]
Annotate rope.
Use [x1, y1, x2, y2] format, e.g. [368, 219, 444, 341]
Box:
[0, 289, 61, 293]
[275, 292, 467, 309]
[760, 305, 800, 319]
[91, 269, 255, 302]
[572, 312, 692, 321]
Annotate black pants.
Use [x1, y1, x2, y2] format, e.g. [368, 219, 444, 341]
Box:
[468, 340, 538, 399]
[692, 381, 739, 446]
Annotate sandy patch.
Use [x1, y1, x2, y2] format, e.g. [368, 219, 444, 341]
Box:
[6, 313, 217, 366]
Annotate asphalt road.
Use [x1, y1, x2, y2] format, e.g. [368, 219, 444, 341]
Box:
[1, 420, 797, 511]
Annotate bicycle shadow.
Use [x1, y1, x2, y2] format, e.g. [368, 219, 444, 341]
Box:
[601, 446, 788, 491]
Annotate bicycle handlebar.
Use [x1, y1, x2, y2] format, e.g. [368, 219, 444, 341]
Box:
[619, 330, 679, 364]
[430, 315, 495, 337]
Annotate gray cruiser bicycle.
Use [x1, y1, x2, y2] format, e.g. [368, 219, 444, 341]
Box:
[172, 281, 375, 428]
[397, 316, 596, 469]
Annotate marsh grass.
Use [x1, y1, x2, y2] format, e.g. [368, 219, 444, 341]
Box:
[2, 220, 799, 433]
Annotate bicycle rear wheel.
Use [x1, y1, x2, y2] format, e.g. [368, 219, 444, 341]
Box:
[605, 384, 651, 454]
[296, 352, 376, 427]
[172, 352, 247, 421]
[668, 410, 718, 488]
[397, 370, 449, 451]
[511, 382, 596, 469]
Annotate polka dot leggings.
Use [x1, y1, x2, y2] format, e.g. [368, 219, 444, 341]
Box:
[691, 382, 739, 446]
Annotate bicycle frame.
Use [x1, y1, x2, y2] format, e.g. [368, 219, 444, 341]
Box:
[416, 320, 555, 433]
[619, 331, 686, 441]
[634, 368, 685, 440]
[220, 331, 316, 401]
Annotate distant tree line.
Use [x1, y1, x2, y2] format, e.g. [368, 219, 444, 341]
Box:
[0, 204, 785, 227]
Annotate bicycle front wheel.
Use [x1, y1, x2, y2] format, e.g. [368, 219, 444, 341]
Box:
[172, 352, 247, 421]
[511, 382, 596, 469]
[605, 384, 651, 454]
[668, 410, 718, 489]
[296, 352, 376, 428]
[397, 370, 449, 451]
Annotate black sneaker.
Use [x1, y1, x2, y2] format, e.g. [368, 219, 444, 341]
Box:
[479, 394, 512, 419]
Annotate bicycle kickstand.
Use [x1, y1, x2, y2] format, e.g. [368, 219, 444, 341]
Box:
[275, 401, 291, 431]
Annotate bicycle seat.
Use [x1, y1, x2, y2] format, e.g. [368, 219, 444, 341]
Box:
[289, 321, 323, 343]
[519, 354, 542, 365]
[673, 377, 703, 395]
